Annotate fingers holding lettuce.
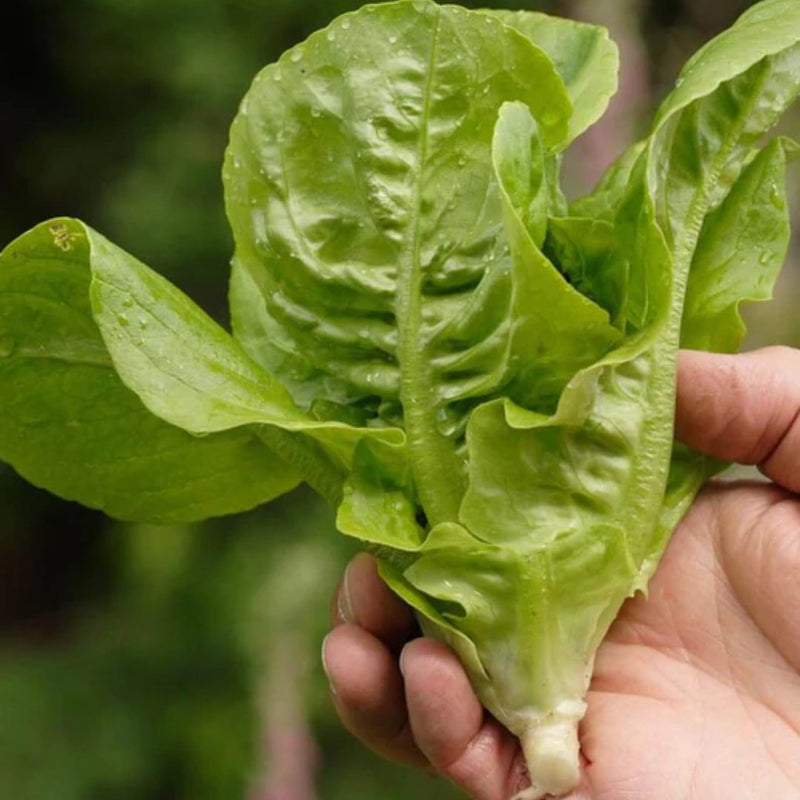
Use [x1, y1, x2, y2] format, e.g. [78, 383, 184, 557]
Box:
[324, 347, 800, 800]
[676, 347, 800, 492]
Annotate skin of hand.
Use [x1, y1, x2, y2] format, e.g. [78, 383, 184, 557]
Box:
[322, 346, 800, 800]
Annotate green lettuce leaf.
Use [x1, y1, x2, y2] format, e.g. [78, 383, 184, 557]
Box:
[639, 1, 800, 581]
[542, 217, 628, 330]
[485, 9, 619, 143]
[681, 137, 797, 352]
[568, 140, 645, 220]
[0, 219, 301, 522]
[85, 219, 405, 506]
[493, 102, 621, 411]
[224, 0, 577, 526]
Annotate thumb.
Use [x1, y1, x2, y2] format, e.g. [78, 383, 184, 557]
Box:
[676, 346, 800, 493]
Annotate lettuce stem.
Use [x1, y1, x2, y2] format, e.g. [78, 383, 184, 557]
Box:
[515, 715, 582, 799]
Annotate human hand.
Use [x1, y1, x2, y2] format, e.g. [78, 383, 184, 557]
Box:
[322, 346, 800, 800]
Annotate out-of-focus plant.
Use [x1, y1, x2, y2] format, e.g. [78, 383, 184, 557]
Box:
[0, 485, 465, 799]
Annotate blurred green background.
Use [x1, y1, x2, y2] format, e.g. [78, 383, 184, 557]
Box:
[0, 1, 797, 798]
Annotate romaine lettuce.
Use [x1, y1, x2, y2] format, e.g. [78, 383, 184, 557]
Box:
[1, 1, 798, 796]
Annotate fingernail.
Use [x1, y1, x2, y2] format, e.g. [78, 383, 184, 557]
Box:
[398, 644, 408, 678]
[320, 634, 337, 697]
[337, 560, 356, 624]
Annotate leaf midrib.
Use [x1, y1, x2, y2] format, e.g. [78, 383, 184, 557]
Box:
[396, 6, 464, 527]
[633, 56, 776, 567]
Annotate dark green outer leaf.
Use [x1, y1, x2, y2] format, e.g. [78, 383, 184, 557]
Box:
[0, 220, 301, 523]
[224, 0, 574, 524]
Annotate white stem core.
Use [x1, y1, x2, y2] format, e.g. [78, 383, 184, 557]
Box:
[511, 717, 581, 799]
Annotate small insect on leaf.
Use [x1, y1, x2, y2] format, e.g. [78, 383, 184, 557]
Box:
[49, 223, 82, 252]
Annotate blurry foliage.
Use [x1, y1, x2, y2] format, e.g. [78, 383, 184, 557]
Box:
[0, 497, 292, 800]
[0, 486, 463, 798]
[0, 0, 798, 798]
